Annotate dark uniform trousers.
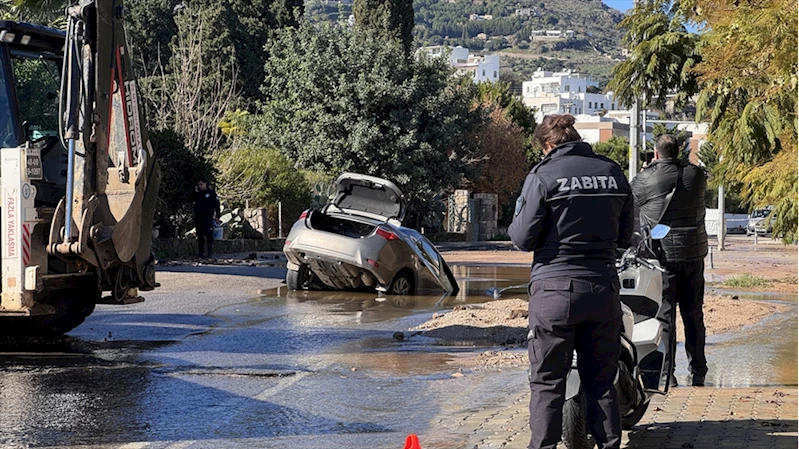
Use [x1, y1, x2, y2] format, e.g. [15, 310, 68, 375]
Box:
[658, 260, 708, 377]
[195, 217, 215, 258]
[528, 277, 623, 449]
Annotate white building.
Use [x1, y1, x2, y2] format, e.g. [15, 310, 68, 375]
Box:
[418, 46, 500, 83]
[530, 30, 574, 41]
[521, 69, 618, 122]
[469, 14, 493, 21]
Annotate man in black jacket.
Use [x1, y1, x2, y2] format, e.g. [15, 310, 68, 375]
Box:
[510, 114, 633, 449]
[191, 179, 221, 259]
[631, 134, 709, 387]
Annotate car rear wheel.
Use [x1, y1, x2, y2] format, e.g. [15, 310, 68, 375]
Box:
[286, 264, 313, 290]
[388, 271, 414, 296]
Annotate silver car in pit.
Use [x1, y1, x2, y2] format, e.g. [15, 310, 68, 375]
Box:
[283, 173, 459, 296]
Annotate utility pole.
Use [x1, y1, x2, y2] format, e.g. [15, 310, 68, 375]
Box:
[717, 154, 726, 250]
[718, 184, 726, 250]
[628, 100, 640, 181]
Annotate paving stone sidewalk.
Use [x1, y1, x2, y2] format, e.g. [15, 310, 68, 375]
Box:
[456, 387, 797, 448]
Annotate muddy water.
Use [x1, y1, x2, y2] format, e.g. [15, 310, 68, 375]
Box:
[0, 265, 794, 448]
[676, 293, 797, 387]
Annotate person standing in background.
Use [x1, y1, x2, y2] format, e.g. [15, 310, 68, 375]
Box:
[191, 179, 221, 259]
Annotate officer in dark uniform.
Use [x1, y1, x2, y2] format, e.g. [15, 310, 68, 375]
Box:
[190, 179, 221, 259]
[509, 114, 634, 449]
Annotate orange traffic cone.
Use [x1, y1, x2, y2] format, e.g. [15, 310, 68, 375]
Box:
[403, 434, 422, 449]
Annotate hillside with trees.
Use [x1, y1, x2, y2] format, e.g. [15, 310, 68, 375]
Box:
[307, 0, 626, 88]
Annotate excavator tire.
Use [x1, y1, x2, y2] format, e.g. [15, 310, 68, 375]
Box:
[0, 288, 100, 336]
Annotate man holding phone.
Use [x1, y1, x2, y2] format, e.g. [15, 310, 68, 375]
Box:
[190, 179, 221, 259]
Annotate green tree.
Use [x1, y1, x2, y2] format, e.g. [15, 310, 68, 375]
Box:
[612, 0, 797, 240]
[0, 0, 62, 25]
[150, 129, 216, 238]
[608, 0, 700, 109]
[127, 0, 303, 104]
[125, 0, 180, 74]
[693, 0, 797, 241]
[142, 3, 238, 155]
[594, 136, 630, 176]
[255, 23, 482, 225]
[352, 0, 414, 55]
[219, 0, 304, 101]
[216, 147, 311, 231]
[646, 123, 691, 162]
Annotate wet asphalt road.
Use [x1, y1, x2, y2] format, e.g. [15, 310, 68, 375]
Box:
[0, 264, 795, 449]
[0, 265, 532, 449]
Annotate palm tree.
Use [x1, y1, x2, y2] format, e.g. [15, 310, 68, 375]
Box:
[2, 0, 65, 27]
[607, 0, 700, 110]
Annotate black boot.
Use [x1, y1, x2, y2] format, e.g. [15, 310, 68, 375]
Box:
[691, 374, 705, 386]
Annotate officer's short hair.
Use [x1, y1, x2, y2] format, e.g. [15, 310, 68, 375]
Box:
[534, 114, 582, 149]
[655, 134, 679, 158]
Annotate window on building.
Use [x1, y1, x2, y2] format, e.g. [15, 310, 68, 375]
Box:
[493, 71, 497, 78]
[578, 86, 582, 93]
[601, 103, 604, 109]
[541, 103, 558, 114]
[565, 84, 570, 92]
[482, 69, 485, 76]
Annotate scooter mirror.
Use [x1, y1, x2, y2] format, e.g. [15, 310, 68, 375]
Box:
[651, 224, 671, 240]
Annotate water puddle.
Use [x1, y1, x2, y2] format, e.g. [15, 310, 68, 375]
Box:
[256, 265, 796, 389]
[670, 289, 797, 387]
[0, 263, 794, 448]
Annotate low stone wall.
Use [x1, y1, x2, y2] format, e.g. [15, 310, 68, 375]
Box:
[153, 238, 286, 260]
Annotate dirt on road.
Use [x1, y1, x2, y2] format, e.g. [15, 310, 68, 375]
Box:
[415, 292, 791, 369]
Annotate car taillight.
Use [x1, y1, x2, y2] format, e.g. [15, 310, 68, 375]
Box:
[367, 259, 380, 268]
[299, 210, 309, 220]
[284, 240, 291, 246]
[376, 227, 398, 241]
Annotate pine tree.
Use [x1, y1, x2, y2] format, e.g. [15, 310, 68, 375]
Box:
[352, 0, 415, 55]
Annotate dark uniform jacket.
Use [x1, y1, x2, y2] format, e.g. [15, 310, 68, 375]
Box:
[191, 188, 221, 224]
[509, 141, 634, 282]
[630, 158, 708, 262]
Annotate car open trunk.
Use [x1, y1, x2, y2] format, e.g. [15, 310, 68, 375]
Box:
[331, 172, 406, 223]
[306, 209, 377, 238]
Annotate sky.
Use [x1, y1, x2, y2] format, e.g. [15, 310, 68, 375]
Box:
[601, 0, 634, 13]
[601, 0, 703, 33]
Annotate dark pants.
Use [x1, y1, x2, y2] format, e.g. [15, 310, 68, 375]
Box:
[659, 260, 707, 376]
[528, 277, 623, 449]
[195, 218, 214, 258]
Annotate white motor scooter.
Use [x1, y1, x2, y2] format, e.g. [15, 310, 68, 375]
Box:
[561, 224, 671, 449]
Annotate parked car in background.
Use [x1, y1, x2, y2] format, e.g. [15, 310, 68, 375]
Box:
[283, 173, 459, 296]
[747, 206, 776, 236]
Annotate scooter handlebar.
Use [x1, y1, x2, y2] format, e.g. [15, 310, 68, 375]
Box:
[634, 256, 667, 273]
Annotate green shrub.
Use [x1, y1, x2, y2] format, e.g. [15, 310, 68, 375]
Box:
[216, 147, 311, 235]
[723, 273, 772, 289]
